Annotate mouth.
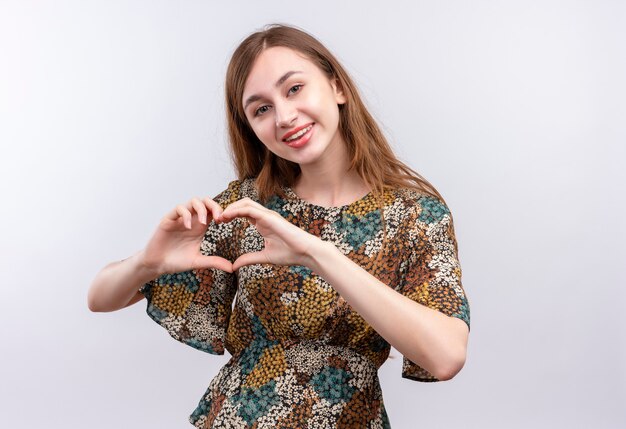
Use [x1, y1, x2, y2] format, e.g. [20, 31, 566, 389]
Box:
[282, 123, 314, 147]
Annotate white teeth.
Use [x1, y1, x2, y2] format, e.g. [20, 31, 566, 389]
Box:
[285, 125, 312, 142]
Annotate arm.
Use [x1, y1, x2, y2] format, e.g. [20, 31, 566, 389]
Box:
[220, 197, 469, 381]
[87, 197, 233, 313]
[304, 239, 469, 381]
[87, 250, 158, 312]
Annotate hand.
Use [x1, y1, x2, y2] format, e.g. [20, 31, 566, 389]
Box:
[216, 197, 321, 271]
[142, 197, 233, 275]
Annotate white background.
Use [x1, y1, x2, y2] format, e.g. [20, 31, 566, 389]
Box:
[1, 1, 624, 428]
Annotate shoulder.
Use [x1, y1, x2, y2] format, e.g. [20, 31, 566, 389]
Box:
[391, 189, 459, 258]
[391, 188, 452, 226]
[214, 178, 260, 208]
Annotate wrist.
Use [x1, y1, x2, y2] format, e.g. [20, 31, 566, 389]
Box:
[303, 238, 337, 273]
[133, 249, 163, 280]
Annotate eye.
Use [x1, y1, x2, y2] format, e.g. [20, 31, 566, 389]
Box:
[288, 84, 302, 95]
[254, 105, 271, 117]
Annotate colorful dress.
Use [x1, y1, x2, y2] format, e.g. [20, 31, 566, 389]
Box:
[139, 178, 470, 428]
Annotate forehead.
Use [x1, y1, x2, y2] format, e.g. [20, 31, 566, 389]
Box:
[243, 47, 320, 95]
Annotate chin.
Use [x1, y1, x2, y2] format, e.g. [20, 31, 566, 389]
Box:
[287, 151, 326, 167]
[270, 144, 323, 166]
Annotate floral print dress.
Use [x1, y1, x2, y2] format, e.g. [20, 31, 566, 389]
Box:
[139, 178, 470, 428]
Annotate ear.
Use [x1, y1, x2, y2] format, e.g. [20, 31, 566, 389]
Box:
[331, 78, 347, 105]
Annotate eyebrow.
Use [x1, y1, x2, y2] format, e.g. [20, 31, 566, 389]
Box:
[243, 70, 302, 110]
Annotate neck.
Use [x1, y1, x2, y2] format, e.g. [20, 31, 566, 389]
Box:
[293, 149, 370, 208]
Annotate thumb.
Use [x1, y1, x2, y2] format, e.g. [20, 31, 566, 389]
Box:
[193, 255, 234, 273]
[233, 252, 271, 271]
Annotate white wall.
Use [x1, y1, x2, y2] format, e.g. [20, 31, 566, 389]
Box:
[1, 1, 624, 428]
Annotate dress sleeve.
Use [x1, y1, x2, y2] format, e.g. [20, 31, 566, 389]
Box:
[398, 195, 470, 382]
[138, 180, 242, 355]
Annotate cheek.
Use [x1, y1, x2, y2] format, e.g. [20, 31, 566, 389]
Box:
[250, 120, 275, 144]
[310, 89, 340, 122]
[315, 99, 341, 129]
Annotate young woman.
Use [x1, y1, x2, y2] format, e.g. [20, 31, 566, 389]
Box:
[88, 24, 470, 429]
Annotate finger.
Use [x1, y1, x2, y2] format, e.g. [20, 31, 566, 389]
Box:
[232, 252, 272, 271]
[202, 197, 223, 223]
[216, 197, 261, 218]
[220, 197, 262, 211]
[220, 204, 267, 224]
[192, 255, 234, 273]
[189, 197, 208, 225]
[177, 205, 193, 229]
[165, 205, 192, 229]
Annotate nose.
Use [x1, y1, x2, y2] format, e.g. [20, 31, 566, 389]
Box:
[274, 101, 297, 128]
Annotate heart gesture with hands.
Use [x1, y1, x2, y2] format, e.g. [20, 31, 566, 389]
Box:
[142, 197, 234, 275]
[216, 197, 322, 271]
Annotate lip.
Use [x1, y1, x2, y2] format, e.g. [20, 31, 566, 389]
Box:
[281, 122, 315, 142]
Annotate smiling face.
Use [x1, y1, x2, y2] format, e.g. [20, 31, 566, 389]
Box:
[242, 47, 347, 168]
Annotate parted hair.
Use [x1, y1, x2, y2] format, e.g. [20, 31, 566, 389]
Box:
[225, 24, 446, 207]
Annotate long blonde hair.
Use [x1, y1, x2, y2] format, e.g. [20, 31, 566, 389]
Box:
[225, 24, 447, 207]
